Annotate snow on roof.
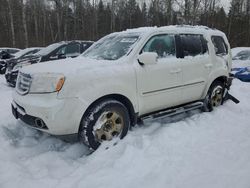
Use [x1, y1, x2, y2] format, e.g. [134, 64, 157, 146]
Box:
[0, 47, 21, 50]
[118, 25, 225, 36]
[57, 40, 95, 44]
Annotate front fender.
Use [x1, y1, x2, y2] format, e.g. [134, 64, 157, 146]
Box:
[57, 63, 138, 120]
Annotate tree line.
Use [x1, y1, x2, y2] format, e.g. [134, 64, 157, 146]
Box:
[0, 0, 249, 49]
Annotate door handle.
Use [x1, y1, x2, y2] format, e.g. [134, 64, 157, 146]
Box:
[170, 69, 181, 74]
[205, 64, 213, 69]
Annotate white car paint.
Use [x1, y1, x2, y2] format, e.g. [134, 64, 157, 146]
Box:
[12, 26, 232, 136]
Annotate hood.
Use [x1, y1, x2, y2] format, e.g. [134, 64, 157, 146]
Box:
[22, 54, 41, 61]
[20, 57, 120, 76]
[232, 59, 250, 69]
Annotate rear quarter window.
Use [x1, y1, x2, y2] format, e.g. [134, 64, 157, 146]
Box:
[180, 34, 208, 57]
[211, 36, 228, 55]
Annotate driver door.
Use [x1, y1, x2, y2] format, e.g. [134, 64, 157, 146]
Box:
[135, 34, 183, 115]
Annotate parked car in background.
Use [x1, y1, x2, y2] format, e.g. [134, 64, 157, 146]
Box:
[1, 47, 42, 75]
[12, 26, 233, 151]
[0, 48, 21, 64]
[5, 41, 93, 87]
[231, 47, 250, 68]
[231, 47, 250, 82]
[0, 47, 20, 55]
[0, 51, 14, 60]
[0, 48, 21, 74]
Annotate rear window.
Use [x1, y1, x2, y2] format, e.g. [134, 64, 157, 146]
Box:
[211, 36, 228, 55]
[180, 34, 208, 57]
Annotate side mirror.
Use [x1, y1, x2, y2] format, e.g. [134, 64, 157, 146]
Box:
[138, 52, 158, 65]
[58, 54, 66, 59]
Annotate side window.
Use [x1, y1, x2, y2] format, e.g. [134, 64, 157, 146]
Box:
[142, 34, 176, 58]
[180, 34, 207, 57]
[65, 43, 80, 56]
[82, 42, 93, 52]
[55, 46, 66, 55]
[211, 36, 228, 55]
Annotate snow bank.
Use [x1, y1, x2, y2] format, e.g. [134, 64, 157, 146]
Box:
[0, 75, 250, 188]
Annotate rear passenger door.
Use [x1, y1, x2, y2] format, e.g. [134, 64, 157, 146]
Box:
[178, 34, 210, 103]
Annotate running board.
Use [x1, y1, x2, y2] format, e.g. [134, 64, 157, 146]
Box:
[141, 102, 204, 122]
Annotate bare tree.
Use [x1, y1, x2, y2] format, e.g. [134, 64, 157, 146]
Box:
[21, 0, 29, 48]
[6, 0, 16, 47]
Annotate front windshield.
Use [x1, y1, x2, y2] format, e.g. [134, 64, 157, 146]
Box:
[35, 43, 62, 56]
[82, 34, 140, 60]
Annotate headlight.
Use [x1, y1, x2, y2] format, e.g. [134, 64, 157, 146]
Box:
[13, 62, 31, 71]
[29, 73, 65, 93]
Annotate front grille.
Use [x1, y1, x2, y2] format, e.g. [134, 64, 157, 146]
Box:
[16, 72, 32, 95]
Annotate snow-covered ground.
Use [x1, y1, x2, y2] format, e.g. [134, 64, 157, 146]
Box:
[0, 75, 250, 188]
[232, 60, 250, 70]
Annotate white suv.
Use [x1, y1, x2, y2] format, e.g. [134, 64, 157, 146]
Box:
[12, 26, 232, 150]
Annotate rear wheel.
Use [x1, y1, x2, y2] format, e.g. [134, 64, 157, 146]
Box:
[203, 81, 224, 112]
[79, 100, 130, 150]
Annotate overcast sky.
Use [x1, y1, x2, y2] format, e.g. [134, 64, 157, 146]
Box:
[103, 0, 232, 14]
[220, 0, 232, 13]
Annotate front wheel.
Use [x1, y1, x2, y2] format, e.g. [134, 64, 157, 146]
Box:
[203, 81, 224, 112]
[79, 99, 130, 150]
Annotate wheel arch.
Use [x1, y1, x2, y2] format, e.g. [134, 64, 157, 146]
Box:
[79, 94, 137, 131]
[202, 75, 228, 99]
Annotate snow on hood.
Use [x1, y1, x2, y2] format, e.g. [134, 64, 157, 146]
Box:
[231, 47, 250, 57]
[21, 57, 116, 76]
[232, 59, 250, 69]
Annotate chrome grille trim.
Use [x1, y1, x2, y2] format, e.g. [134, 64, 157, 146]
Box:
[16, 72, 32, 95]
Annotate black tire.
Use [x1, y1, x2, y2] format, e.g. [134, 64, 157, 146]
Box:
[79, 99, 130, 150]
[202, 81, 224, 112]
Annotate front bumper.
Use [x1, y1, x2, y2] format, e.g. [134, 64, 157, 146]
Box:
[5, 70, 18, 87]
[12, 91, 87, 136]
[12, 102, 48, 129]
